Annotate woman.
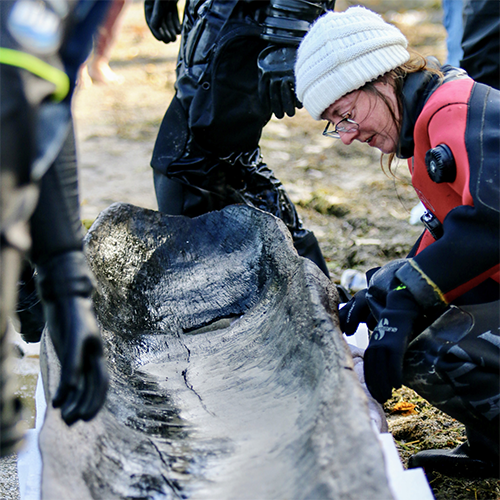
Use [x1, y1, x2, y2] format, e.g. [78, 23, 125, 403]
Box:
[295, 6, 499, 478]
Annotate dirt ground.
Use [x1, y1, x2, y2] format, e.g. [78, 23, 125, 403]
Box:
[3, 1, 498, 499]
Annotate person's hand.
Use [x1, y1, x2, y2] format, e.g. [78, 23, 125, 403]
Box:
[257, 45, 302, 119]
[364, 259, 407, 321]
[37, 252, 108, 425]
[45, 295, 108, 424]
[363, 285, 420, 404]
[338, 262, 408, 336]
[144, 0, 181, 44]
[339, 289, 376, 336]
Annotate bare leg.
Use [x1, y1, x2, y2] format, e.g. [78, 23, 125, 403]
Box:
[87, 0, 128, 84]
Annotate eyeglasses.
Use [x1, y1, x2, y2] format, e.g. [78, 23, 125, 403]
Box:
[322, 115, 359, 139]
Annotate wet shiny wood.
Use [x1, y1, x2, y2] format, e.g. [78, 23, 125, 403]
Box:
[39, 203, 393, 500]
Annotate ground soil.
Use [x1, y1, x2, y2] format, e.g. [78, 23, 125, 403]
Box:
[1, 1, 498, 499]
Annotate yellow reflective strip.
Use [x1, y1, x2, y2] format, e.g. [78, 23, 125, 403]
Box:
[409, 259, 448, 305]
[0, 47, 69, 102]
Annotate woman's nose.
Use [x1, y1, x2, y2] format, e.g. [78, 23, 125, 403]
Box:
[340, 130, 358, 146]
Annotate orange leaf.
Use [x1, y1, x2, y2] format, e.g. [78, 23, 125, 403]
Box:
[391, 401, 417, 415]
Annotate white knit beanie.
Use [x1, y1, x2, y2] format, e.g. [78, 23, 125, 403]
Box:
[295, 6, 410, 120]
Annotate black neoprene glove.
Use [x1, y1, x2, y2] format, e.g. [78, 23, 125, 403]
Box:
[338, 263, 397, 336]
[364, 259, 409, 321]
[363, 284, 420, 404]
[37, 251, 109, 425]
[339, 289, 377, 336]
[257, 45, 302, 119]
[144, 0, 181, 44]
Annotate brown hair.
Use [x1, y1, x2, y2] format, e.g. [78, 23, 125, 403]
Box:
[356, 49, 444, 174]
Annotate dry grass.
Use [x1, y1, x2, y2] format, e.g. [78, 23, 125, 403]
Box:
[386, 387, 500, 499]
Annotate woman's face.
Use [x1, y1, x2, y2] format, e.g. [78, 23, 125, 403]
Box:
[321, 82, 400, 154]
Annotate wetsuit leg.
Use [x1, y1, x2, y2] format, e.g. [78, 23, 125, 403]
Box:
[403, 301, 500, 448]
[0, 61, 37, 458]
[16, 120, 86, 344]
[152, 2, 330, 277]
[155, 149, 330, 277]
[232, 152, 330, 276]
[30, 120, 85, 265]
[154, 171, 185, 215]
[154, 170, 229, 216]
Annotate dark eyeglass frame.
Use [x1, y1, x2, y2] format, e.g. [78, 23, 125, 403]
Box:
[322, 115, 359, 139]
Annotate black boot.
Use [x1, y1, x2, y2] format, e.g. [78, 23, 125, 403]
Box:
[292, 229, 330, 277]
[408, 429, 500, 479]
[155, 151, 331, 277]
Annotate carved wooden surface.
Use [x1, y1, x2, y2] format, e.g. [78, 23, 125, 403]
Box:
[39, 203, 393, 500]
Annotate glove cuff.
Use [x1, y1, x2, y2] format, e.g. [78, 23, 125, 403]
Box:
[395, 259, 448, 312]
[365, 259, 408, 323]
[261, 0, 333, 45]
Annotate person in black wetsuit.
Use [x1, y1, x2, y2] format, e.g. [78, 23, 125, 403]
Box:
[144, 0, 335, 277]
[0, 0, 110, 456]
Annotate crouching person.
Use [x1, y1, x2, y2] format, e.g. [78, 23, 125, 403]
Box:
[295, 6, 499, 478]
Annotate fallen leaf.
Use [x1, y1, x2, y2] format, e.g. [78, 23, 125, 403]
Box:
[391, 401, 417, 416]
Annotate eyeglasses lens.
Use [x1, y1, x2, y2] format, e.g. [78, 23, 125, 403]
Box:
[323, 118, 358, 139]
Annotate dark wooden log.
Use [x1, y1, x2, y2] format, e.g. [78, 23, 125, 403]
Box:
[39, 203, 393, 499]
